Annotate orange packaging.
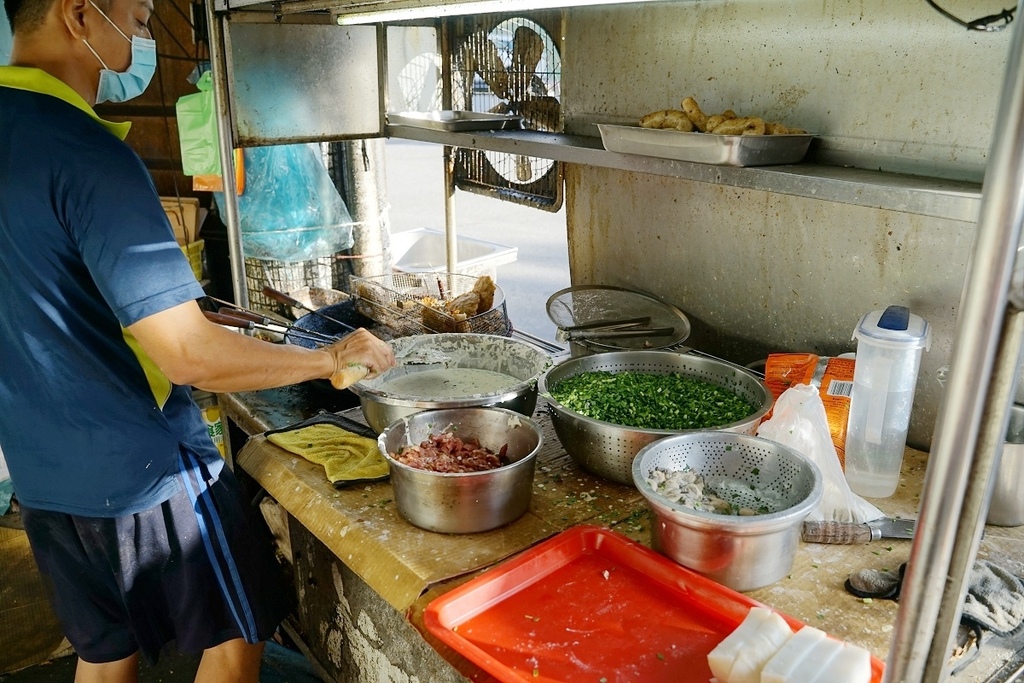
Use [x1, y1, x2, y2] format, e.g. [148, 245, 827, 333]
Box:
[764, 353, 855, 467]
[192, 148, 246, 195]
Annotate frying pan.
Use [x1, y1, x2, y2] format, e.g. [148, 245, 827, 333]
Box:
[284, 299, 378, 350]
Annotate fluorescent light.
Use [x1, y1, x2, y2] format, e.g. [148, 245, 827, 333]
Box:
[334, 0, 664, 24]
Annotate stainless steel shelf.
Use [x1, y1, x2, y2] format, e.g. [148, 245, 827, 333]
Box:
[386, 125, 982, 223]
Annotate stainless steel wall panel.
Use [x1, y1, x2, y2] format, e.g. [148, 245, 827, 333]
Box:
[563, 1, 1007, 183]
[225, 23, 381, 145]
[565, 164, 973, 450]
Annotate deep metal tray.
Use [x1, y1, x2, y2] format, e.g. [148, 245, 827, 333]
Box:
[597, 123, 814, 167]
[387, 111, 523, 132]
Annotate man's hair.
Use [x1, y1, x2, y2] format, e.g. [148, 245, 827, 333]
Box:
[5, 0, 110, 34]
[4, 0, 53, 33]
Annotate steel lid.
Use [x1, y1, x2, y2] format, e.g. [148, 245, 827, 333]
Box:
[545, 285, 691, 351]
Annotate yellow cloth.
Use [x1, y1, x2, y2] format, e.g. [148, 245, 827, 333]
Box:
[267, 424, 389, 485]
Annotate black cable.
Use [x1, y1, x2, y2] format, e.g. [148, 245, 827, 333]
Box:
[924, 0, 1015, 31]
[164, 0, 195, 29]
[152, 8, 193, 59]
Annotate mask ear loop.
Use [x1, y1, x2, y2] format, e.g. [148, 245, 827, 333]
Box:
[81, 38, 110, 69]
[87, 0, 133, 42]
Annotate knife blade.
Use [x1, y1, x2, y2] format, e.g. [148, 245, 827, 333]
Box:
[801, 517, 916, 544]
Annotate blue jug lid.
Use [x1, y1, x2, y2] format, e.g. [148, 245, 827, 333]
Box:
[853, 305, 931, 349]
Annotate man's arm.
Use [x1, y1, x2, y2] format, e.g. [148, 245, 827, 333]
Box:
[127, 300, 395, 393]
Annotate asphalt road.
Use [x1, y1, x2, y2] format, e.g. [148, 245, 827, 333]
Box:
[383, 139, 570, 342]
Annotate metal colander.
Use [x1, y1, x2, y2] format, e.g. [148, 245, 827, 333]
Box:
[538, 350, 772, 484]
[632, 432, 823, 591]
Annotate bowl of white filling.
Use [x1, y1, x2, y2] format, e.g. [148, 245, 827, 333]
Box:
[350, 333, 552, 432]
[632, 431, 822, 591]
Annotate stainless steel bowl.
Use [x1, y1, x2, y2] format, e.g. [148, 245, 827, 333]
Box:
[377, 407, 543, 533]
[350, 333, 552, 432]
[538, 350, 773, 484]
[633, 431, 823, 591]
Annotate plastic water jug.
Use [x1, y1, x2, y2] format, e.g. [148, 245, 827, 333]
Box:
[844, 306, 930, 498]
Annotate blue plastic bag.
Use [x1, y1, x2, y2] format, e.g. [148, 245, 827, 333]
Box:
[216, 143, 355, 262]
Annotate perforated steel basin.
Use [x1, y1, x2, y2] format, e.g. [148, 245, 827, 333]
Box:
[538, 350, 773, 484]
[633, 432, 823, 591]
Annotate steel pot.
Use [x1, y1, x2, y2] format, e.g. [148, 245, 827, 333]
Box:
[377, 407, 543, 533]
[350, 333, 552, 432]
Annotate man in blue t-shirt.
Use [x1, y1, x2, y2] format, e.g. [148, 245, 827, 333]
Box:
[0, 0, 395, 679]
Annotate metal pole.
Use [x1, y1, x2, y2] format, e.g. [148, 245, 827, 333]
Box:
[340, 139, 391, 279]
[204, 0, 249, 309]
[922, 310, 1024, 681]
[440, 19, 458, 274]
[443, 146, 458, 273]
[884, 6, 1024, 680]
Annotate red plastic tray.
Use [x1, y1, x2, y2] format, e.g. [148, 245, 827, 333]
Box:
[425, 526, 884, 683]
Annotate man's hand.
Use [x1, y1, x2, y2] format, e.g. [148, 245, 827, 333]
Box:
[322, 328, 396, 389]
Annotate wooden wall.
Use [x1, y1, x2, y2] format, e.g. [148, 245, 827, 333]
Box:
[98, 0, 207, 198]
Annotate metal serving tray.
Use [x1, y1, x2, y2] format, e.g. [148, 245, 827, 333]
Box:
[387, 111, 523, 132]
[597, 123, 814, 167]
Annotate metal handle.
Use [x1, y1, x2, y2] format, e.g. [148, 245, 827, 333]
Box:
[802, 521, 878, 544]
[560, 326, 675, 342]
[560, 316, 652, 332]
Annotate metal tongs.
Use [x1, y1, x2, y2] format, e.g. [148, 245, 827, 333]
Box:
[555, 316, 675, 343]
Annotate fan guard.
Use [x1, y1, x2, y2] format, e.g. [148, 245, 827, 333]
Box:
[451, 14, 563, 210]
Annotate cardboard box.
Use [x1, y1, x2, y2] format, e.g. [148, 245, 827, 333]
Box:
[0, 525, 68, 673]
[180, 239, 205, 280]
[161, 197, 201, 246]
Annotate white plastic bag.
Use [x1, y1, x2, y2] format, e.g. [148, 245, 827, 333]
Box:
[756, 383, 882, 523]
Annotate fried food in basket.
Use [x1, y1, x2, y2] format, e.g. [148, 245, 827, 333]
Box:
[637, 96, 806, 137]
[472, 275, 497, 313]
[356, 274, 502, 335]
[445, 292, 482, 318]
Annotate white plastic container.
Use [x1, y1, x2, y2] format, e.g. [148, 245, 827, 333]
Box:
[844, 306, 930, 498]
[390, 227, 517, 280]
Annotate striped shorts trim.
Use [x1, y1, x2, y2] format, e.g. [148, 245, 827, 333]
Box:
[22, 451, 288, 664]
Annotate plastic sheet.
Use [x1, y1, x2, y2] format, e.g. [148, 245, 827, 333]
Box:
[175, 71, 221, 177]
[757, 384, 883, 524]
[217, 144, 355, 262]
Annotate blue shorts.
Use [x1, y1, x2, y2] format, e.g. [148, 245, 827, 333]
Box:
[21, 449, 289, 664]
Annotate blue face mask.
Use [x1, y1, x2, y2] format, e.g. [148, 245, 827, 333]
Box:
[82, 1, 156, 104]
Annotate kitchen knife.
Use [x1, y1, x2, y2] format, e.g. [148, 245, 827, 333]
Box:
[801, 517, 916, 544]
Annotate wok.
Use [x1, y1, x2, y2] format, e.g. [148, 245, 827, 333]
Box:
[284, 299, 379, 350]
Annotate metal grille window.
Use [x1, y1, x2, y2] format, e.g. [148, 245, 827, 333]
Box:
[449, 13, 563, 211]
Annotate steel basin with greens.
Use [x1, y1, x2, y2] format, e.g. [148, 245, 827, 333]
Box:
[538, 350, 773, 485]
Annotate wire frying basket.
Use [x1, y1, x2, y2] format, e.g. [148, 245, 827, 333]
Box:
[351, 272, 512, 337]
